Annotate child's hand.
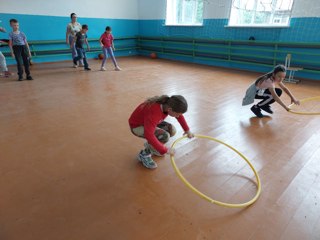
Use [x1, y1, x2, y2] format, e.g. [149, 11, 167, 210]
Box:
[285, 105, 291, 111]
[291, 98, 300, 105]
[166, 147, 175, 156]
[184, 131, 194, 138]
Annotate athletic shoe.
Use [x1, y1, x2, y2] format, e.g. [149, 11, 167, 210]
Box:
[18, 76, 23, 81]
[260, 105, 273, 114]
[251, 105, 263, 118]
[137, 150, 157, 169]
[26, 75, 33, 80]
[84, 67, 91, 71]
[73, 60, 78, 68]
[115, 66, 121, 71]
[100, 67, 106, 71]
[144, 142, 163, 157]
[79, 63, 84, 67]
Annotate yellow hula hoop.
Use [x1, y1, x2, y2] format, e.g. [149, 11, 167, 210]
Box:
[170, 134, 261, 208]
[288, 96, 320, 115]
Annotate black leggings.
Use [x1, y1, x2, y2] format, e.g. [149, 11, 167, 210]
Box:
[255, 88, 282, 107]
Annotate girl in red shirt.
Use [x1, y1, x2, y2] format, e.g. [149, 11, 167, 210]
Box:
[99, 26, 121, 71]
[129, 95, 194, 169]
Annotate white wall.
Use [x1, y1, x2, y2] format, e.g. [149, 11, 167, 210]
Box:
[1, 0, 319, 21]
[137, 0, 166, 19]
[137, 0, 320, 20]
[291, 0, 320, 17]
[0, 0, 139, 19]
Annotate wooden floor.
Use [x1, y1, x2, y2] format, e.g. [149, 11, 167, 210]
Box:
[1, 57, 320, 240]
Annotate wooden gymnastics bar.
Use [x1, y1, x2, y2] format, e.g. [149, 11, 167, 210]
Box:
[0, 36, 138, 59]
[136, 36, 320, 77]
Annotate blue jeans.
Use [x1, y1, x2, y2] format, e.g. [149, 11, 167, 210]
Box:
[13, 45, 30, 77]
[69, 35, 83, 65]
[101, 47, 118, 67]
[74, 48, 88, 68]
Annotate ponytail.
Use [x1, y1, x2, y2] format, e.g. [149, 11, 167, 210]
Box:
[256, 64, 286, 84]
[145, 95, 170, 105]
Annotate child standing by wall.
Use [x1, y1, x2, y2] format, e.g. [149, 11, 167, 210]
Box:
[129, 95, 194, 169]
[72, 24, 91, 71]
[8, 19, 33, 81]
[0, 25, 12, 77]
[99, 26, 121, 71]
[242, 65, 300, 118]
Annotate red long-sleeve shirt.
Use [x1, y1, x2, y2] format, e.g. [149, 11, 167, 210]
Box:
[129, 103, 190, 155]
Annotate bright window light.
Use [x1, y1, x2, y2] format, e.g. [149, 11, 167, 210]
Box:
[166, 0, 204, 26]
[229, 0, 294, 27]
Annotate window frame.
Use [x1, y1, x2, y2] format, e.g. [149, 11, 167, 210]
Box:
[227, 0, 294, 28]
[165, 0, 204, 27]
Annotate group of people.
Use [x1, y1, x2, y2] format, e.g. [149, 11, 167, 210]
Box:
[1, 15, 300, 170]
[0, 13, 121, 80]
[129, 65, 300, 169]
[65, 13, 121, 72]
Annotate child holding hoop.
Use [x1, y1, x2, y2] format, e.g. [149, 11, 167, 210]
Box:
[129, 95, 194, 169]
[242, 64, 300, 118]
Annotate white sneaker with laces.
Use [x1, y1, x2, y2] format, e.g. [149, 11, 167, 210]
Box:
[101, 67, 106, 71]
[137, 150, 157, 169]
[115, 66, 122, 71]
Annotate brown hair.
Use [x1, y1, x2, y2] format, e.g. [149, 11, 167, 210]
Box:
[255, 64, 286, 85]
[145, 95, 188, 113]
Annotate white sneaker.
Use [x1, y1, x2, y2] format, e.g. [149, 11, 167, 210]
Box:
[73, 64, 78, 68]
[115, 66, 122, 71]
[101, 67, 106, 71]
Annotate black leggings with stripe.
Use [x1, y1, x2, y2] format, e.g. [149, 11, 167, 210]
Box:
[255, 88, 282, 107]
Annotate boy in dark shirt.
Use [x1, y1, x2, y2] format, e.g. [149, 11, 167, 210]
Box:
[72, 24, 91, 70]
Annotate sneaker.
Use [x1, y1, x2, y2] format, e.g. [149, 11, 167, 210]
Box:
[84, 67, 91, 71]
[79, 63, 84, 67]
[144, 142, 163, 157]
[250, 105, 264, 118]
[100, 67, 106, 71]
[260, 105, 273, 114]
[115, 66, 121, 71]
[18, 76, 23, 81]
[73, 60, 78, 68]
[137, 150, 157, 169]
[26, 75, 33, 80]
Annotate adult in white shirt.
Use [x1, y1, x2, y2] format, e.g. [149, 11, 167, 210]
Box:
[66, 13, 82, 67]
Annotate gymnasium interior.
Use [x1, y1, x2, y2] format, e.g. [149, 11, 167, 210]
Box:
[1, 1, 320, 239]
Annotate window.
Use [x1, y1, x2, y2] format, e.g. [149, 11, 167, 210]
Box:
[228, 0, 294, 27]
[166, 0, 204, 26]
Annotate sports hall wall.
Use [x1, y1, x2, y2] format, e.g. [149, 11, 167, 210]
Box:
[1, 0, 320, 80]
[0, 0, 139, 64]
[138, 0, 319, 42]
[138, 0, 320, 80]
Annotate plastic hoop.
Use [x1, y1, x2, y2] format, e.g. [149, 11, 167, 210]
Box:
[170, 134, 261, 208]
[288, 96, 320, 115]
